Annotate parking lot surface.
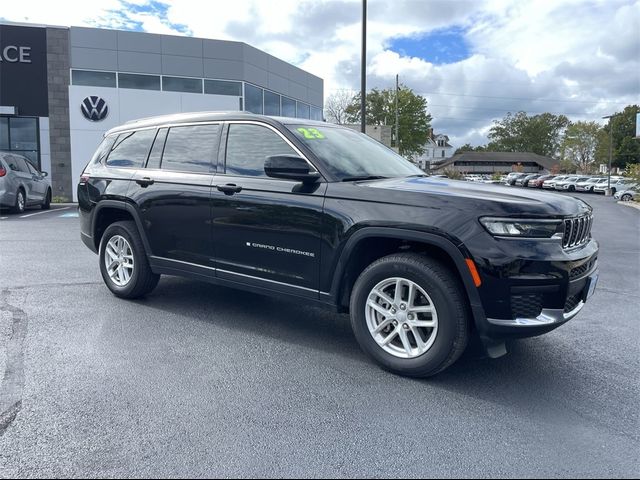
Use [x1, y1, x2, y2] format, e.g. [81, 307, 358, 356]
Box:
[0, 194, 638, 478]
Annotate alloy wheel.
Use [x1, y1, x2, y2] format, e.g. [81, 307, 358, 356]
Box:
[365, 277, 439, 359]
[104, 235, 135, 287]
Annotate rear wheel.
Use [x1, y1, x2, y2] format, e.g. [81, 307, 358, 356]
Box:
[622, 193, 632, 202]
[349, 253, 470, 377]
[12, 189, 25, 214]
[99, 220, 160, 298]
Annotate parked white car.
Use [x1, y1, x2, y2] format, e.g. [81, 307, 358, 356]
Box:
[575, 177, 605, 192]
[594, 178, 634, 194]
[542, 175, 567, 189]
[614, 184, 639, 202]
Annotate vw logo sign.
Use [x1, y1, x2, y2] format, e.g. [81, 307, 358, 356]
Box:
[81, 96, 109, 122]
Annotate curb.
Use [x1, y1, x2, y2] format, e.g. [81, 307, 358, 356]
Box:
[617, 201, 640, 211]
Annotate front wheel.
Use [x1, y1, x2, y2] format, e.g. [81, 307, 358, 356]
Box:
[99, 220, 160, 298]
[12, 189, 25, 214]
[349, 253, 470, 377]
[622, 194, 633, 202]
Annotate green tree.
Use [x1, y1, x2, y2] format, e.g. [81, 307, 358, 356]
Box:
[597, 105, 640, 169]
[487, 111, 570, 158]
[561, 121, 601, 172]
[345, 86, 432, 159]
[454, 143, 487, 154]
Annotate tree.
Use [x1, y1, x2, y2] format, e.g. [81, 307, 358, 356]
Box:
[597, 105, 640, 169]
[561, 121, 601, 172]
[324, 90, 354, 124]
[345, 86, 432, 159]
[487, 111, 570, 158]
[454, 143, 487, 154]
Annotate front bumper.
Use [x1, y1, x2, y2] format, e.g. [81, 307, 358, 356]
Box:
[466, 232, 599, 340]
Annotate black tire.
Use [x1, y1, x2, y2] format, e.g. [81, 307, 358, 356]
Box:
[349, 253, 470, 377]
[99, 220, 160, 299]
[41, 189, 51, 210]
[12, 189, 26, 214]
[611, 188, 617, 195]
[622, 194, 632, 202]
[569, 185, 575, 192]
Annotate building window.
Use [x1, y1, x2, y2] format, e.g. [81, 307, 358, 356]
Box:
[118, 73, 161, 91]
[264, 90, 281, 116]
[204, 79, 242, 96]
[310, 106, 323, 121]
[244, 83, 263, 114]
[296, 102, 310, 119]
[0, 117, 40, 169]
[281, 96, 296, 117]
[71, 70, 117, 88]
[442, 150, 445, 158]
[162, 76, 203, 94]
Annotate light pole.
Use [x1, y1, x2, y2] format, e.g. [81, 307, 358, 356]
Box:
[361, 0, 367, 133]
[602, 114, 616, 196]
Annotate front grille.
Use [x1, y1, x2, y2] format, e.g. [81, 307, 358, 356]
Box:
[564, 293, 583, 313]
[562, 214, 593, 249]
[569, 256, 598, 280]
[511, 294, 543, 319]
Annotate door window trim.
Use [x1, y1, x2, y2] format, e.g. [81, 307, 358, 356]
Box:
[220, 120, 322, 181]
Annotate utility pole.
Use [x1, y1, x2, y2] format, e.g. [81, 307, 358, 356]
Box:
[361, 0, 367, 133]
[395, 74, 400, 152]
[602, 114, 615, 196]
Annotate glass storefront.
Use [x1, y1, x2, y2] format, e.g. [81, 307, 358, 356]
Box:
[0, 116, 40, 169]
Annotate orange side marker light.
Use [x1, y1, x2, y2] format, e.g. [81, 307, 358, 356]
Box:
[465, 259, 482, 287]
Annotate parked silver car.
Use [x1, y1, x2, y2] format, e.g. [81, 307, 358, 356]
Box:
[0, 152, 51, 213]
[614, 184, 639, 202]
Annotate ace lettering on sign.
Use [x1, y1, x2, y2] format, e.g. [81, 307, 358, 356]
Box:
[0, 46, 32, 63]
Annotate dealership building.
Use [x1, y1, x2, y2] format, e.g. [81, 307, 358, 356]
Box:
[0, 22, 324, 200]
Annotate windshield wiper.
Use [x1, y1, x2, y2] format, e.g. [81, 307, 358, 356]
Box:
[341, 175, 389, 182]
[406, 174, 429, 178]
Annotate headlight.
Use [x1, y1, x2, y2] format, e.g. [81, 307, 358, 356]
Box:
[480, 218, 564, 238]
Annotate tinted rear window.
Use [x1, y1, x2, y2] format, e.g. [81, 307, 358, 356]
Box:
[161, 124, 220, 173]
[106, 129, 156, 168]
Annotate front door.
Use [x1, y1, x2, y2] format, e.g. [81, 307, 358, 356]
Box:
[211, 122, 326, 297]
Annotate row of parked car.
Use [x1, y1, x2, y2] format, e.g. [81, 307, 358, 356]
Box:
[504, 172, 639, 201]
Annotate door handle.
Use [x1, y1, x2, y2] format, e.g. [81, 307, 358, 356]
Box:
[136, 177, 155, 187]
[217, 184, 243, 195]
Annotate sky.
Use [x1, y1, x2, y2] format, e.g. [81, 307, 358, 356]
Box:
[2, 0, 639, 148]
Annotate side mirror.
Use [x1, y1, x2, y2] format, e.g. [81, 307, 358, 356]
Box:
[264, 155, 320, 183]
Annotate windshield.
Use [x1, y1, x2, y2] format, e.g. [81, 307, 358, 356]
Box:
[288, 124, 422, 180]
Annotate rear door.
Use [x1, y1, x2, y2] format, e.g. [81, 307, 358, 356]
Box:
[128, 123, 221, 269]
[210, 121, 326, 296]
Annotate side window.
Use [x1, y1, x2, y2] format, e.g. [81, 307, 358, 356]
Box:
[91, 135, 117, 165]
[225, 124, 296, 177]
[161, 124, 219, 173]
[25, 161, 39, 175]
[5, 155, 20, 171]
[146, 128, 168, 169]
[15, 157, 30, 173]
[106, 129, 156, 168]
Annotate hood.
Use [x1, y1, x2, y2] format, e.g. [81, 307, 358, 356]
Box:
[359, 177, 591, 217]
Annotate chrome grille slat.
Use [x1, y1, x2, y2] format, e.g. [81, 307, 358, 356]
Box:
[562, 214, 593, 249]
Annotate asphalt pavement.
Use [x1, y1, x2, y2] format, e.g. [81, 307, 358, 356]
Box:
[0, 195, 638, 478]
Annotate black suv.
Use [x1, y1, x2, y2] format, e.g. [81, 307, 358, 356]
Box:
[78, 112, 599, 377]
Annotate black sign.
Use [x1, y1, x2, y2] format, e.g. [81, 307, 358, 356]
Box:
[81, 96, 109, 121]
[0, 25, 49, 117]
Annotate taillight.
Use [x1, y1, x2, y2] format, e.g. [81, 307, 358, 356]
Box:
[0, 167, 6, 177]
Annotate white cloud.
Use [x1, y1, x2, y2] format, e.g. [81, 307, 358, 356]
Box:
[2, 0, 638, 147]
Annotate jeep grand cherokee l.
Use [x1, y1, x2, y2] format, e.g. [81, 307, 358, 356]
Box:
[78, 112, 599, 377]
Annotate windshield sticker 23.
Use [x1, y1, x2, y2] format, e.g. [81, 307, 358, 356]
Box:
[245, 242, 316, 258]
[296, 127, 325, 140]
